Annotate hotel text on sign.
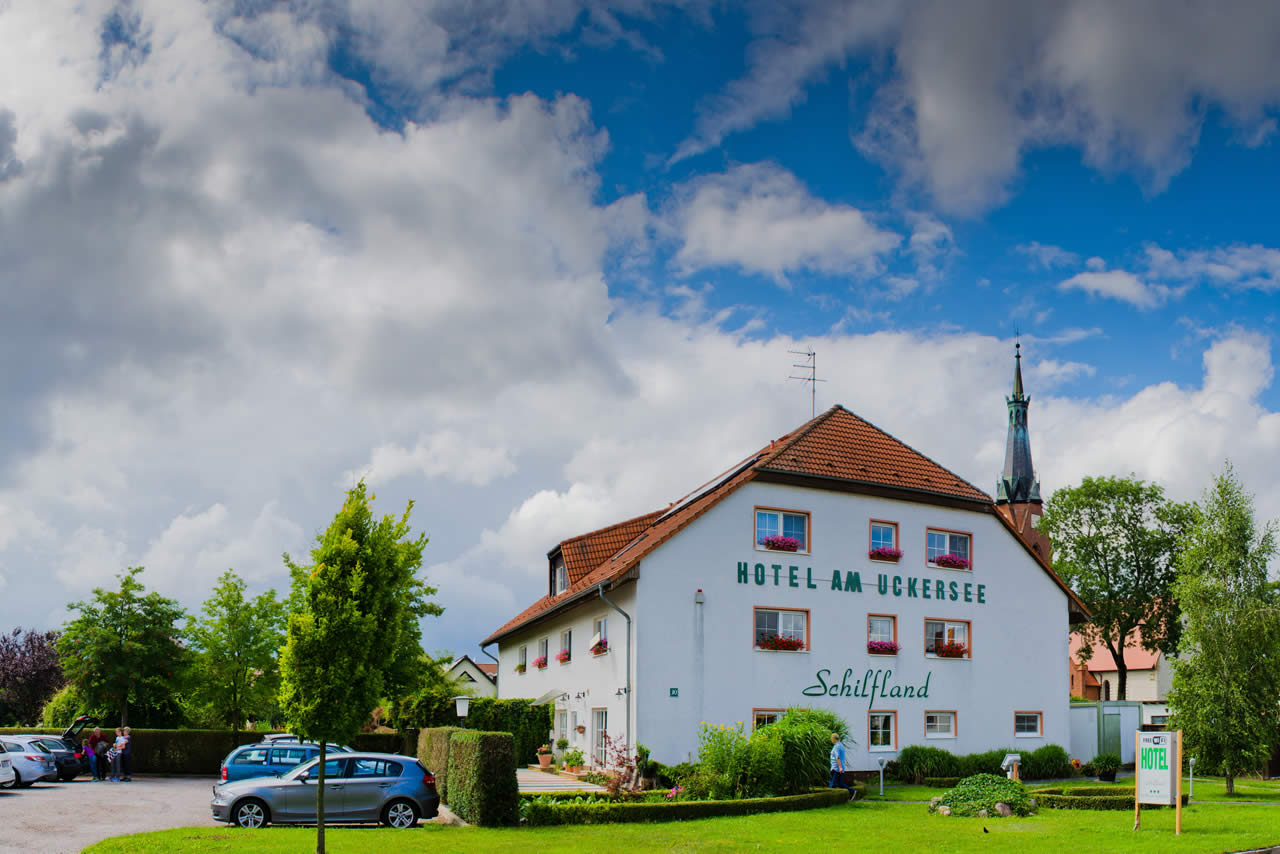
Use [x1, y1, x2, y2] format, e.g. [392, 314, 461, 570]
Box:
[1137, 732, 1178, 806]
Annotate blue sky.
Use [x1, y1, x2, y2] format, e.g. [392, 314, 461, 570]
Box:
[1, 0, 1279, 662]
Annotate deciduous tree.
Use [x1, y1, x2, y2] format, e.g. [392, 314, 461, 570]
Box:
[1040, 475, 1193, 699]
[0, 628, 64, 725]
[188, 571, 286, 732]
[278, 482, 440, 853]
[57, 567, 187, 726]
[1168, 464, 1280, 795]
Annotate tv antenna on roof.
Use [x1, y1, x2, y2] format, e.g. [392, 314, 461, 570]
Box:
[788, 347, 827, 418]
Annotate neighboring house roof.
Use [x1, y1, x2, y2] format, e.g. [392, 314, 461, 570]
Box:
[1070, 628, 1162, 672]
[483, 405, 1088, 645]
[447, 654, 497, 685]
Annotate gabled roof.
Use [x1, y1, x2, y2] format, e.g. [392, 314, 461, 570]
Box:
[447, 654, 497, 685]
[482, 405, 1087, 645]
[1070, 628, 1161, 672]
[555, 510, 665, 584]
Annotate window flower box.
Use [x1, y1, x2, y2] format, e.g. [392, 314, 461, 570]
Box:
[932, 641, 968, 658]
[590, 638, 609, 655]
[868, 547, 902, 562]
[533, 655, 548, 669]
[514, 663, 526, 674]
[755, 634, 805, 652]
[762, 535, 802, 552]
[933, 554, 970, 570]
[555, 649, 571, 664]
[867, 640, 900, 655]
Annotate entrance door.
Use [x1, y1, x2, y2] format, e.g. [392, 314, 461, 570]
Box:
[593, 708, 607, 767]
[1102, 713, 1122, 757]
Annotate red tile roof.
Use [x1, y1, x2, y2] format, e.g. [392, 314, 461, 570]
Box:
[476, 662, 497, 676]
[482, 405, 1086, 644]
[1070, 628, 1161, 672]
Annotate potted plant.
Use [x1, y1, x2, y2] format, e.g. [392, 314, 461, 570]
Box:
[590, 637, 609, 655]
[762, 534, 802, 552]
[576, 724, 586, 735]
[868, 547, 903, 562]
[537, 745, 553, 769]
[533, 655, 548, 669]
[563, 747, 585, 773]
[556, 738, 569, 753]
[756, 633, 805, 651]
[932, 641, 968, 658]
[555, 648, 571, 663]
[933, 554, 970, 569]
[1092, 752, 1122, 783]
[514, 662, 526, 674]
[867, 640, 900, 655]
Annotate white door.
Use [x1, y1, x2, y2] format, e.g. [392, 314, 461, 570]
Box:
[593, 708, 608, 767]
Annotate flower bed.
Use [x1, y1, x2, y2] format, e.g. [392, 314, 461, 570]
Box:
[932, 641, 968, 658]
[933, 554, 970, 569]
[755, 634, 805, 651]
[521, 787, 851, 826]
[761, 535, 801, 552]
[867, 640, 900, 655]
[868, 547, 902, 561]
[533, 656, 548, 669]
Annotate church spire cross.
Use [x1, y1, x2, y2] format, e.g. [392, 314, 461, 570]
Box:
[996, 341, 1041, 506]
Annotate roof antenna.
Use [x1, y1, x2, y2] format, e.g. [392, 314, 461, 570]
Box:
[788, 347, 827, 418]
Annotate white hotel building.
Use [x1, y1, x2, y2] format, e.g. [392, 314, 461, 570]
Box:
[482, 349, 1087, 770]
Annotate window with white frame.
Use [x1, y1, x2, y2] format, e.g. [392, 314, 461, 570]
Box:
[925, 711, 956, 739]
[870, 521, 897, 552]
[753, 709, 784, 729]
[868, 615, 896, 645]
[869, 711, 896, 751]
[1014, 712, 1042, 737]
[556, 710, 567, 741]
[537, 637, 549, 666]
[553, 557, 568, 594]
[518, 646, 527, 670]
[755, 508, 809, 552]
[559, 629, 572, 663]
[925, 619, 970, 658]
[593, 708, 608, 766]
[927, 529, 971, 567]
[754, 607, 807, 650]
[591, 616, 608, 654]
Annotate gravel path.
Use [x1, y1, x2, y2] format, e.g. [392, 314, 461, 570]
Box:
[0, 775, 217, 853]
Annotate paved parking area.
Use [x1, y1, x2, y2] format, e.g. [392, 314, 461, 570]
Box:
[0, 776, 217, 853]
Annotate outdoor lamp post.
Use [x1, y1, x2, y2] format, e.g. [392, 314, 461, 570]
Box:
[453, 696, 470, 719]
[876, 757, 888, 796]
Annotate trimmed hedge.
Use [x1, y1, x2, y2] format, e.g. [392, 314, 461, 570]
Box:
[397, 696, 552, 765]
[418, 727, 463, 804]
[523, 788, 850, 826]
[447, 730, 520, 826]
[1031, 786, 1190, 810]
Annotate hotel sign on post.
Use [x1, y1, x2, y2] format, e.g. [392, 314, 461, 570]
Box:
[1134, 730, 1182, 835]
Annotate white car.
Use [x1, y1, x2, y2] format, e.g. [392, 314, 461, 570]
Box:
[0, 753, 13, 788]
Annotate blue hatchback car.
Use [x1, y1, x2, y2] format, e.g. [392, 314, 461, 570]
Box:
[220, 741, 352, 783]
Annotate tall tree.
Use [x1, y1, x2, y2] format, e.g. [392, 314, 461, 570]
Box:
[1039, 475, 1193, 699]
[0, 628, 64, 725]
[57, 567, 187, 726]
[279, 483, 440, 853]
[1168, 464, 1280, 795]
[187, 571, 287, 732]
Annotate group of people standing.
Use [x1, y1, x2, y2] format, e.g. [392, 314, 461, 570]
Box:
[83, 727, 132, 782]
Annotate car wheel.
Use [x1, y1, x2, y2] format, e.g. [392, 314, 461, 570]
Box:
[382, 799, 419, 828]
[1, 772, 16, 789]
[233, 798, 270, 829]
[14, 771, 33, 789]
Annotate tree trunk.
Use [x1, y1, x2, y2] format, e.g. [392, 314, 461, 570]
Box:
[1225, 769, 1234, 796]
[1116, 661, 1128, 701]
[316, 741, 326, 854]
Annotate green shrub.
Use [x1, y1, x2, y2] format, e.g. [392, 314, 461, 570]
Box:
[896, 745, 961, 783]
[779, 707, 850, 742]
[522, 788, 848, 826]
[742, 727, 785, 798]
[1031, 786, 1190, 811]
[924, 777, 962, 788]
[1023, 744, 1072, 780]
[772, 708, 850, 794]
[397, 696, 550, 766]
[1091, 752, 1122, 773]
[351, 732, 408, 754]
[931, 773, 1034, 817]
[959, 748, 1015, 777]
[655, 761, 698, 789]
[418, 726, 462, 804]
[447, 730, 519, 826]
[563, 747, 585, 767]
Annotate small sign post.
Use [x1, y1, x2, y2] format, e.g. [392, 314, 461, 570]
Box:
[1135, 730, 1181, 835]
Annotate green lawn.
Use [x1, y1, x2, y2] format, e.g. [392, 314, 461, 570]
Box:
[85, 800, 1280, 854]
[865, 775, 1280, 804]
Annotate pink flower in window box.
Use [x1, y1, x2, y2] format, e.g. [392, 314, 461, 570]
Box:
[934, 554, 970, 569]
[756, 634, 805, 651]
[867, 640, 900, 655]
[555, 649, 571, 663]
[868, 547, 903, 561]
[762, 535, 802, 552]
[590, 638, 609, 655]
[533, 655, 548, 669]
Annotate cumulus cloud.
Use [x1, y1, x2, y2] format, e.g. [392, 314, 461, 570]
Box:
[671, 162, 902, 282]
[1017, 242, 1080, 269]
[350, 432, 517, 488]
[1058, 270, 1174, 310]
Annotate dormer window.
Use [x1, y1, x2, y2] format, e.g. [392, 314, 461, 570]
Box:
[552, 556, 568, 594]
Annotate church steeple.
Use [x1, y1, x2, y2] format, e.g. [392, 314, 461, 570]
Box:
[996, 342, 1041, 506]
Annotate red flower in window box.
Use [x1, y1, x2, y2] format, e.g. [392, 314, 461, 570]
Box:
[762, 535, 802, 552]
[555, 649, 571, 663]
[756, 634, 805, 651]
[933, 554, 970, 569]
[533, 655, 548, 669]
[933, 641, 968, 658]
[867, 640, 900, 655]
[590, 638, 609, 655]
[868, 547, 902, 561]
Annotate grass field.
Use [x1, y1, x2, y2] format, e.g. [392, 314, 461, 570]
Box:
[864, 775, 1280, 804]
[85, 798, 1280, 854]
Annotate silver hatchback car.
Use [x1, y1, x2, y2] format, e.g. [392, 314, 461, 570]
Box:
[210, 752, 439, 828]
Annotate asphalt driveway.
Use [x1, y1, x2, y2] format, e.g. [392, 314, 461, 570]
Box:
[0, 776, 217, 853]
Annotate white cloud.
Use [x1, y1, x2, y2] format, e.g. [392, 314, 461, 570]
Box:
[1016, 242, 1080, 269]
[1058, 270, 1173, 310]
[1145, 243, 1280, 292]
[351, 432, 517, 488]
[671, 162, 902, 282]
